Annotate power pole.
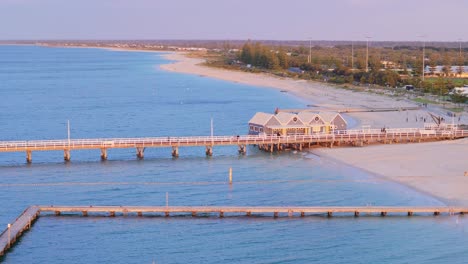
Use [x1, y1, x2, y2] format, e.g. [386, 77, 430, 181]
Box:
[419, 35, 426, 82]
[459, 38, 463, 58]
[351, 41, 354, 71]
[365, 36, 371, 73]
[422, 40, 426, 82]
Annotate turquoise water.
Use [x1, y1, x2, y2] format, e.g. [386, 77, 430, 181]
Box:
[1, 45, 467, 263]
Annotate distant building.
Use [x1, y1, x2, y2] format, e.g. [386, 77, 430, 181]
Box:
[381, 60, 400, 69]
[451, 86, 468, 96]
[425, 66, 468, 77]
[248, 111, 347, 135]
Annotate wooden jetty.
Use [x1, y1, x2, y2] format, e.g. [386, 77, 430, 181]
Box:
[38, 205, 468, 217]
[0, 206, 40, 257]
[2, 205, 468, 257]
[0, 128, 467, 163]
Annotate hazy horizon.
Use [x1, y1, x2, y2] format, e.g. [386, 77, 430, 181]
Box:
[1, 0, 467, 41]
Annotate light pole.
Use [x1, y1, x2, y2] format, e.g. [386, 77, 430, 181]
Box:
[459, 38, 463, 58]
[418, 35, 426, 82]
[365, 36, 371, 73]
[422, 40, 425, 81]
[458, 38, 463, 77]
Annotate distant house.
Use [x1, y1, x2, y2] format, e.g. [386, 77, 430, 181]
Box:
[451, 86, 468, 96]
[425, 66, 468, 77]
[248, 111, 347, 135]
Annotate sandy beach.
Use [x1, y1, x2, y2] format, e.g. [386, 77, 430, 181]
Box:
[161, 52, 468, 205]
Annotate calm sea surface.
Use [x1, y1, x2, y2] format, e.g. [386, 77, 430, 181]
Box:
[0, 45, 467, 263]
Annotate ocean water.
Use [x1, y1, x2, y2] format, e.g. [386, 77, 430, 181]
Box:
[0, 45, 467, 263]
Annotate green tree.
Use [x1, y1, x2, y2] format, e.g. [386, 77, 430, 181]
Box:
[456, 56, 464, 77]
[266, 50, 280, 69]
[442, 54, 452, 76]
[428, 54, 437, 76]
[240, 42, 254, 64]
[277, 47, 289, 69]
[369, 55, 382, 72]
[413, 57, 423, 77]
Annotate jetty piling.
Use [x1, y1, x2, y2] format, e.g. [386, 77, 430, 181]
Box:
[100, 148, 108, 160]
[26, 150, 32, 163]
[136, 147, 145, 159]
[171, 146, 179, 157]
[205, 146, 213, 156]
[64, 149, 71, 162]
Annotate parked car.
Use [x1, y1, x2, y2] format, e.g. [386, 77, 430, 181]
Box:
[404, 85, 414, 91]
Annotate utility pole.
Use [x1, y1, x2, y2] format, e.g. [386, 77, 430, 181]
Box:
[459, 38, 463, 58]
[351, 40, 354, 71]
[365, 36, 371, 73]
[422, 40, 426, 82]
[419, 35, 426, 82]
[308, 38, 312, 63]
[458, 38, 463, 78]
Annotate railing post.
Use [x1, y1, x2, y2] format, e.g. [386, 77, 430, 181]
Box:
[7, 223, 11, 248]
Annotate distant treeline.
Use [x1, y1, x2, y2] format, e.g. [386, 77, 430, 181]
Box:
[227, 41, 467, 96]
[3, 39, 468, 50]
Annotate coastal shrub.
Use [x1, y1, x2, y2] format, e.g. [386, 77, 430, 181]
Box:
[329, 77, 346, 84]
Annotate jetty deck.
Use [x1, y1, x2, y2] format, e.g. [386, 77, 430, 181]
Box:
[2, 205, 467, 257]
[0, 128, 467, 163]
[38, 205, 468, 217]
[0, 206, 40, 257]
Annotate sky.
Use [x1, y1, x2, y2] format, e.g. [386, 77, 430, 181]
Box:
[1, 0, 467, 41]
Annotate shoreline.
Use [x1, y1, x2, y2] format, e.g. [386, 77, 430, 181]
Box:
[159, 51, 468, 206]
[5, 44, 464, 206]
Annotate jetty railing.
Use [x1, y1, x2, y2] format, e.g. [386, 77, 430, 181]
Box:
[0, 128, 466, 162]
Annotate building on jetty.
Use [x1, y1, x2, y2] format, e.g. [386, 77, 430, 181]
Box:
[248, 111, 347, 135]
